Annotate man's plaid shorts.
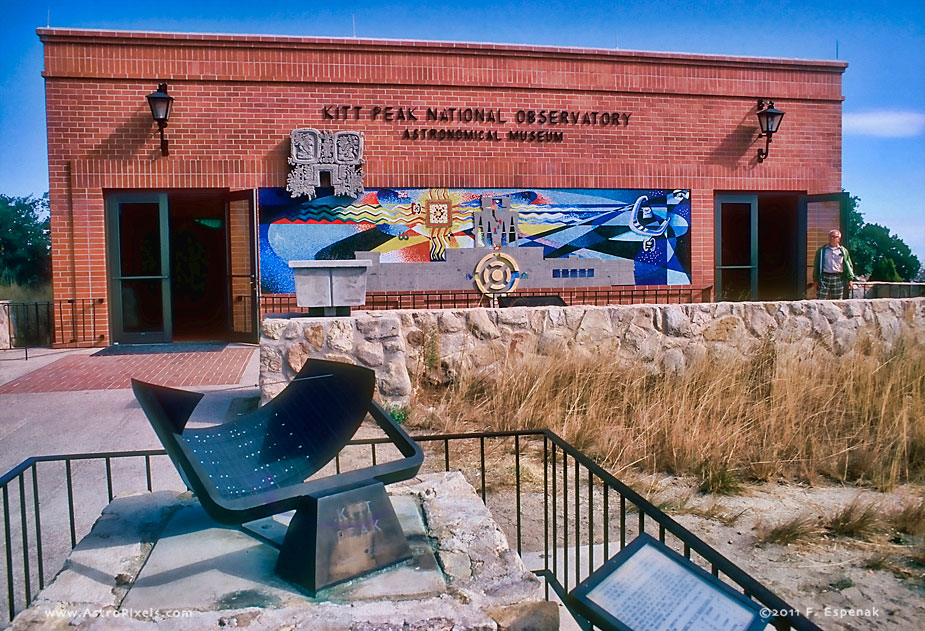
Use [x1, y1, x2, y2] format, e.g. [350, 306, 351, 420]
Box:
[817, 273, 845, 299]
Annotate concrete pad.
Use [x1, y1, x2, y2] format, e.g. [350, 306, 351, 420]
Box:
[0, 389, 161, 473]
[31, 491, 187, 610]
[122, 494, 445, 613]
[120, 503, 308, 612]
[0, 343, 263, 629]
[13, 473, 556, 631]
[0, 346, 259, 473]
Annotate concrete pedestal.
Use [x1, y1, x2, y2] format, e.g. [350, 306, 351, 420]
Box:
[11, 472, 557, 631]
[290, 259, 372, 311]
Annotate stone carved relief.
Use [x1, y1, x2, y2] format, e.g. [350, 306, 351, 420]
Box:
[287, 129, 364, 200]
[336, 132, 362, 162]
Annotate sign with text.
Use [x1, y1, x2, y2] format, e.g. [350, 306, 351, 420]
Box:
[569, 534, 770, 631]
[320, 104, 632, 143]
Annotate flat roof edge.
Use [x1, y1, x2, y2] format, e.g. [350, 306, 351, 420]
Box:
[35, 27, 849, 71]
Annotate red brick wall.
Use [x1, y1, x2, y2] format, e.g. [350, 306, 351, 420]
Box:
[39, 29, 845, 345]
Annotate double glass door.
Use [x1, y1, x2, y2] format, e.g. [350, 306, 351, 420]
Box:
[106, 190, 260, 345]
[716, 193, 844, 301]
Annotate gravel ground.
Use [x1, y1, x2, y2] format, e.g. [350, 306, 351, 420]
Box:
[483, 468, 925, 631]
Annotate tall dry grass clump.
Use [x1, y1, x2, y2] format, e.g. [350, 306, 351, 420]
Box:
[0, 281, 52, 302]
[415, 338, 925, 488]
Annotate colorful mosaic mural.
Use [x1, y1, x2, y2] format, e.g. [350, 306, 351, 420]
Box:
[258, 187, 691, 293]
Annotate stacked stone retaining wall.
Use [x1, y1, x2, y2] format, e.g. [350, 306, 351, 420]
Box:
[260, 298, 925, 407]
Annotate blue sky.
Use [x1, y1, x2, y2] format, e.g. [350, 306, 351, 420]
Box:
[2, 0, 923, 262]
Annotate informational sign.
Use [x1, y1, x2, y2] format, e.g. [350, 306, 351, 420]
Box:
[569, 534, 770, 631]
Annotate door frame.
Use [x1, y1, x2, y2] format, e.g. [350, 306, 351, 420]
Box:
[799, 192, 848, 298]
[714, 194, 758, 301]
[106, 192, 172, 344]
[225, 189, 260, 343]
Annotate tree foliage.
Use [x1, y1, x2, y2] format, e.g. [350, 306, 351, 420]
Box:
[0, 194, 51, 287]
[869, 257, 903, 282]
[844, 194, 920, 281]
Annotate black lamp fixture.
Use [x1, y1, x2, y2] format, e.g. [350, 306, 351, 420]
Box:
[146, 82, 174, 156]
[756, 99, 784, 162]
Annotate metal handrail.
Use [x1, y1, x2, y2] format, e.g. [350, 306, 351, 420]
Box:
[1, 430, 817, 630]
[259, 285, 716, 316]
[1, 299, 105, 352]
[1, 287, 714, 352]
[542, 431, 819, 631]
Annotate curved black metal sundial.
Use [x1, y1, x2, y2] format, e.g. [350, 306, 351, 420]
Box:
[132, 358, 423, 594]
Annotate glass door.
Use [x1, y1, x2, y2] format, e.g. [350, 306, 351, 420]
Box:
[800, 192, 848, 298]
[714, 195, 758, 301]
[107, 193, 172, 344]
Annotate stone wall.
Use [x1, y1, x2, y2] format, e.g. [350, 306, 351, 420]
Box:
[260, 298, 925, 407]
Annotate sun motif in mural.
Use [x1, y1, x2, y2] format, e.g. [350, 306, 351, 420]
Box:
[426, 200, 451, 227]
[390, 188, 466, 261]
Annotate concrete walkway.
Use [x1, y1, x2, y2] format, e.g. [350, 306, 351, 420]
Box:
[0, 344, 260, 627]
[0, 344, 259, 472]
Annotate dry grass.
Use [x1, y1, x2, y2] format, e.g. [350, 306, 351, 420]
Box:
[863, 549, 925, 583]
[824, 497, 882, 539]
[909, 544, 925, 568]
[863, 551, 894, 571]
[828, 576, 855, 591]
[890, 497, 925, 536]
[755, 514, 823, 546]
[698, 463, 744, 496]
[412, 337, 925, 489]
[677, 501, 747, 526]
[0, 281, 51, 302]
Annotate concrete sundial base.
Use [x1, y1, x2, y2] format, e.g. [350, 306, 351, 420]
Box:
[11, 472, 557, 631]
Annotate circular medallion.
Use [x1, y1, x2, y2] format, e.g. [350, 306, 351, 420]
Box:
[474, 252, 521, 298]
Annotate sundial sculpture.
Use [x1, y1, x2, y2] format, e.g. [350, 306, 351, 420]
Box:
[131, 359, 423, 594]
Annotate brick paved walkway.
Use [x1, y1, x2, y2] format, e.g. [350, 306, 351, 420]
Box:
[0, 346, 255, 394]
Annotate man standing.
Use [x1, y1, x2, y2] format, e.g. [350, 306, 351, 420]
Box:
[813, 229, 856, 299]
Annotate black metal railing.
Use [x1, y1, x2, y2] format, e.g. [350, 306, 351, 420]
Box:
[0, 431, 818, 630]
[1, 299, 105, 351]
[2, 302, 52, 348]
[850, 281, 925, 299]
[52, 299, 106, 347]
[260, 285, 715, 316]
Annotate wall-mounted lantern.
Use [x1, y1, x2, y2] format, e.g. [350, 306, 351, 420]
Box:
[756, 99, 785, 162]
[146, 82, 174, 157]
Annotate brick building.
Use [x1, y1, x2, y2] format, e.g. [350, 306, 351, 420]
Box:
[39, 28, 847, 346]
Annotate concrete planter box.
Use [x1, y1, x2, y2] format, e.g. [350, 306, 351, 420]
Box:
[289, 260, 372, 308]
